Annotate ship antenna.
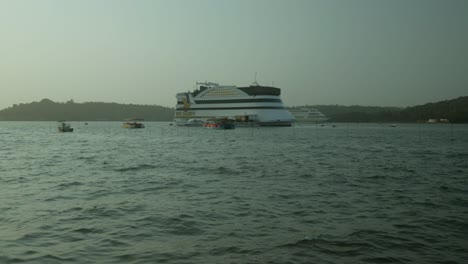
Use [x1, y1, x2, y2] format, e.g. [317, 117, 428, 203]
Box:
[253, 72, 259, 86]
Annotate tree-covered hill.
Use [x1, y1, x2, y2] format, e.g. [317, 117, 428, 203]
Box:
[301, 105, 403, 123]
[399, 96, 468, 123]
[2, 96, 466, 123]
[0, 99, 174, 121]
[290, 96, 468, 123]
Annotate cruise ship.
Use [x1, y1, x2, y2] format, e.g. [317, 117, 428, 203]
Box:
[289, 108, 328, 123]
[174, 82, 295, 126]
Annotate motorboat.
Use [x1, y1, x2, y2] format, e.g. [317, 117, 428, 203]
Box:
[183, 118, 205, 127]
[123, 119, 145, 129]
[58, 121, 73, 132]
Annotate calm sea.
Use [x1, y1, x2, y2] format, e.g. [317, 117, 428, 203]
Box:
[1, 122, 467, 264]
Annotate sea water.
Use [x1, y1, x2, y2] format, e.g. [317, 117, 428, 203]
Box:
[0, 122, 467, 263]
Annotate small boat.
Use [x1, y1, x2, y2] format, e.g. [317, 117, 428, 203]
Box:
[123, 119, 145, 129]
[203, 118, 235, 129]
[58, 121, 73, 132]
[183, 118, 205, 127]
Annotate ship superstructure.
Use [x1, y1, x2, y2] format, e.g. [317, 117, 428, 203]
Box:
[289, 108, 328, 123]
[174, 82, 294, 126]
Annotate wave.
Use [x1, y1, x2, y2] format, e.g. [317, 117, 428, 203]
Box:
[209, 246, 252, 256]
[361, 256, 408, 263]
[26, 254, 76, 263]
[0, 255, 74, 264]
[69, 227, 104, 235]
[135, 215, 205, 236]
[114, 164, 158, 172]
[55, 181, 84, 189]
[279, 237, 375, 257]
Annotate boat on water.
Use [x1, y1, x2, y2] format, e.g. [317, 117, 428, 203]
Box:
[203, 118, 236, 129]
[183, 118, 205, 127]
[58, 121, 73, 132]
[427, 118, 450, 123]
[289, 108, 328, 123]
[122, 119, 145, 129]
[174, 81, 295, 126]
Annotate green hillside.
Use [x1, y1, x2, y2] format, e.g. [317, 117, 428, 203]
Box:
[400, 96, 468, 123]
[0, 99, 174, 121]
[290, 96, 468, 123]
[1, 96, 466, 123]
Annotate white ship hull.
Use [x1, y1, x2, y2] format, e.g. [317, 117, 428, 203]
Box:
[174, 82, 295, 126]
[289, 108, 328, 123]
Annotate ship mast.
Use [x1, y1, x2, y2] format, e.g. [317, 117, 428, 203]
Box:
[252, 72, 259, 86]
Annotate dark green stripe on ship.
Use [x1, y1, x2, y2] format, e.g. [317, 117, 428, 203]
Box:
[176, 106, 286, 110]
[176, 99, 283, 104]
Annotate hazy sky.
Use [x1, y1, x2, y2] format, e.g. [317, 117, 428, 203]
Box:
[1, 0, 467, 110]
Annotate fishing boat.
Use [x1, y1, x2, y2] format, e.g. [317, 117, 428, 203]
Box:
[174, 81, 295, 126]
[203, 118, 235, 129]
[58, 121, 73, 132]
[122, 119, 145, 129]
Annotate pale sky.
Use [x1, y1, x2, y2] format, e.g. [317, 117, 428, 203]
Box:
[0, 0, 467, 110]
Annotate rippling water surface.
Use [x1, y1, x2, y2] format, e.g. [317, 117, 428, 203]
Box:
[1, 122, 467, 263]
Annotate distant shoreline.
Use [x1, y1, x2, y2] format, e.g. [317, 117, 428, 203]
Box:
[1, 96, 467, 123]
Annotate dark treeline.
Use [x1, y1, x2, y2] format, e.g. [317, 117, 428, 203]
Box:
[290, 96, 468, 123]
[304, 105, 403, 123]
[399, 96, 468, 123]
[0, 99, 174, 121]
[1, 96, 467, 123]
